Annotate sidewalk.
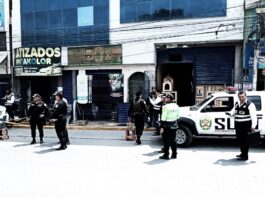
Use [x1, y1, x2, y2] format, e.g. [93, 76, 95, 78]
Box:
[6, 120, 156, 131]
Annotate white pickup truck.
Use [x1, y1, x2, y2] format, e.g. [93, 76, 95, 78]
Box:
[177, 91, 265, 147]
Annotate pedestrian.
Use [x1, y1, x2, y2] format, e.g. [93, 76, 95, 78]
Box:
[232, 91, 257, 161]
[128, 91, 149, 145]
[53, 92, 70, 145]
[2, 90, 15, 120]
[158, 93, 167, 153]
[148, 90, 162, 135]
[159, 93, 180, 160]
[28, 93, 49, 144]
[146, 87, 158, 128]
[50, 91, 68, 150]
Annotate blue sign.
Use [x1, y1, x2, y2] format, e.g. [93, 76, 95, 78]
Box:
[0, 0, 4, 31]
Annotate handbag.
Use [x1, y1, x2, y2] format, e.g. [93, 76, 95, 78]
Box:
[247, 131, 261, 146]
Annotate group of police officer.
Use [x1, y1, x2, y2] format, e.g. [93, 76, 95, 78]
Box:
[129, 89, 257, 161]
[27, 91, 69, 150]
[128, 90, 180, 160]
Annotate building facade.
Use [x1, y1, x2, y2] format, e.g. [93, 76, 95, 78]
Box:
[12, 0, 245, 121]
[0, 0, 11, 99]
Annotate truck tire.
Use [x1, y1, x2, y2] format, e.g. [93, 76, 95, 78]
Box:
[176, 125, 193, 147]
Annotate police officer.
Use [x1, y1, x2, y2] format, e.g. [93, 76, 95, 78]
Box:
[51, 91, 68, 150]
[28, 93, 49, 144]
[128, 91, 149, 145]
[159, 93, 180, 160]
[232, 91, 257, 161]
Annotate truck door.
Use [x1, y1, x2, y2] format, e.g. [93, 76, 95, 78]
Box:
[196, 96, 234, 135]
[248, 96, 264, 132]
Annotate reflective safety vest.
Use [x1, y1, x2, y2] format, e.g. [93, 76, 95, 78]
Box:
[234, 101, 251, 122]
[161, 103, 179, 122]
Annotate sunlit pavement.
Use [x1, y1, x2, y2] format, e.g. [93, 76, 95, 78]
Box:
[0, 128, 264, 198]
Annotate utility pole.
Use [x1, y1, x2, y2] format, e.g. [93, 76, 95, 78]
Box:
[8, 0, 13, 91]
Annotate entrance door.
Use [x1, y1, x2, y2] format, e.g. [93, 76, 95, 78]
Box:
[157, 63, 194, 106]
[128, 72, 146, 102]
[30, 77, 53, 104]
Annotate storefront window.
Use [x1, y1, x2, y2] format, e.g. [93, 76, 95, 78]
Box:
[120, 0, 227, 23]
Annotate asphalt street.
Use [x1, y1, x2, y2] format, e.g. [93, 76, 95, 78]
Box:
[1, 128, 265, 198]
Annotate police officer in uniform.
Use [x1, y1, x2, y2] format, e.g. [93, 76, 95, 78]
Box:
[159, 93, 180, 160]
[232, 91, 257, 161]
[3, 90, 15, 120]
[28, 93, 49, 144]
[128, 91, 149, 145]
[51, 92, 68, 150]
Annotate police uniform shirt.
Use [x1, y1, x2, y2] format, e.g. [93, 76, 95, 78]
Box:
[232, 100, 257, 129]
[161, 103, 180, 122]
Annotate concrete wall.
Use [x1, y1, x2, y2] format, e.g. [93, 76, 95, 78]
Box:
[110, 0, 244, 65]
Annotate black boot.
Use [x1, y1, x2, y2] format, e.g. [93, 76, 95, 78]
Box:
[40, 138, 43, 144]
[135, 136, 141, 145]
[31, 139, 36, 144]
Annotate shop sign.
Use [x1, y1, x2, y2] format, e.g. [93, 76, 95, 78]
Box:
[77, 70, 88, 104]
[109, 74, 123, 97]
[0, 0, 4, 31]
[14, 47, 62, 76]
[68, 45, 122, 66]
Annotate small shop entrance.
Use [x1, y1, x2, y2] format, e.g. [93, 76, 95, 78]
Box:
[157, 63, 194, 106]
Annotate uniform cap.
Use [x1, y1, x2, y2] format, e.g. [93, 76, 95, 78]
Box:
[55, 91, 63, 99]
[32, 93, 40, 98]
[166, 93, 174, 100]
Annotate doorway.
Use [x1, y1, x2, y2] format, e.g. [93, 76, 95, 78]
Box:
[157, 63, 194, 106]
[128, 72, 146, 102]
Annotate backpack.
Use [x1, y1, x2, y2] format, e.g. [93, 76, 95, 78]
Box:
[133, 100, 143, 113]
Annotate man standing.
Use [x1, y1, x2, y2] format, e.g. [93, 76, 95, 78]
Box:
[28, 93, 49, 144]
[128, 91, 149, 145]
[3, 90, 15, 120]
[51, 92, 68, 150]
[159, 93, 179, 160]
[233, 91, 257, 161]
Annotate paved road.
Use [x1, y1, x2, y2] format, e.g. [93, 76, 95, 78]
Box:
[1, 128, 265, 198]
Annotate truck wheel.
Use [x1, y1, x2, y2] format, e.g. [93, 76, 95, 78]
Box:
[176, 125, 193, 147]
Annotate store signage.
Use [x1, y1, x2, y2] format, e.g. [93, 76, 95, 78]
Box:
[0, 0, 4, 31]
[68, 45, 122, 66]
[77, 70, 88, 104]
[14, 47, 62, 76]
[109, 74, 123, 97]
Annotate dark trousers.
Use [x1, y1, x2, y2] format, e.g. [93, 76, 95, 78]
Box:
[235, 121, 251, 157]
[151, 110, 160, 133]
[134, 114, 145, 137]
[55, 119, 67, 147]
[64, 128, 69, 143]
[163, 128, 177, 157]
[5, 105, 14, 119]
[30, 120, 44, 139]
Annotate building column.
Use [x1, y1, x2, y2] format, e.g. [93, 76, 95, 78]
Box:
[234, 45, 243, 88]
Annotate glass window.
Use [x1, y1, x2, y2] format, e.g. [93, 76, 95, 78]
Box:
[63, 28, 78, 45]
[63, 8, 77, 27]
[78, 0, 93, 7]
[21, 0, 35, 13]
[93, 24, 109, 43]
[78, 6, 94, 26]
[47, 29, 62, 46]
[171, 0, 187, 18]
[204, 97, 234, 112]
[152, 0, 170, 20]
[136, 1, 152, 21]
[94, 0, 109, 6]
[63, 0, 77, 9]
[35, 0, 48, 11]
[94, 6, 109, 25]
[48, 0, 63, 10]
[121, 2, 136, 23]
[35, 30, 48, 46]
[35, 12, 48, 30]
[22, 31, 35, 46]
[48, 10, 62, 28]
[248, 96, 262, 111]
[79, 26, 93, 44]
[21, 13, 34, 29]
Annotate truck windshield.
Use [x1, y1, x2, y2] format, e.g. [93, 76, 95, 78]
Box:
[190, 95, 213, 110]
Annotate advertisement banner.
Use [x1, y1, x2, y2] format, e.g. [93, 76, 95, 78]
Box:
[14, 47, 62, 76]
[0, 0, 4, 31]
[68, 45, 122, 66]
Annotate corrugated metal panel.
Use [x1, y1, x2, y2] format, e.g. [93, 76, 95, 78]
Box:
[63, 71, 73, 104]
[195, 47, 235, 84]
[157, 46, 235, 85]
[117, 103, 129, 123]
